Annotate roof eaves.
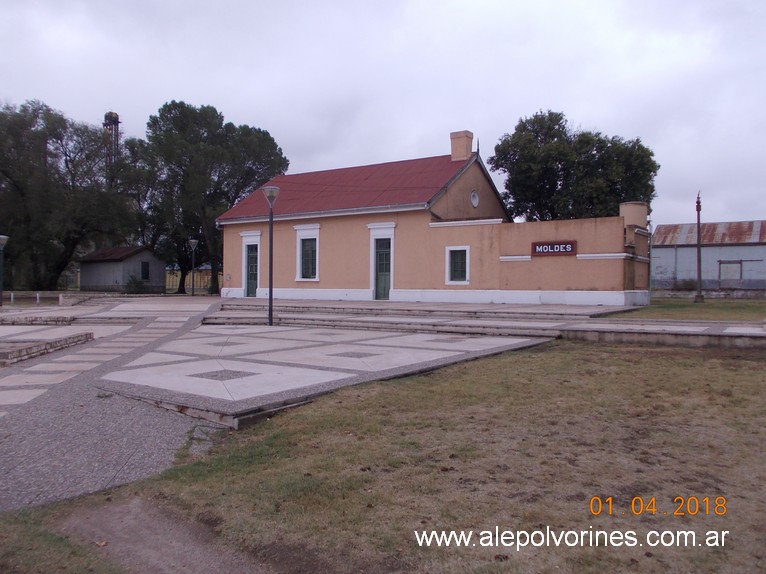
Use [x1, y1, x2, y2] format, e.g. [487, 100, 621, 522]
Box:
[218, 202, 428, 225]
[79, 246, 149, 263]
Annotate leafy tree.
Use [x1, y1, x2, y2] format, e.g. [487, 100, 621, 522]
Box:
[488, 110, 660, 221]
[138, 101, 289, 293]
[0, 101, 133, 290]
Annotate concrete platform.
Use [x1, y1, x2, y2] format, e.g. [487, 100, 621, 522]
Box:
[97, 325, 547, 428]
[205, 298, 766, 348]
[0, 295, 764, 511]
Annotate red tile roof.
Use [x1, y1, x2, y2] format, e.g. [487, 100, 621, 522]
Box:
[218, 153, 474, 222]
[653, 221, 766, 246]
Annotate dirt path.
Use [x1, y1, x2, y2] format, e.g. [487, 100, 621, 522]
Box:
[57, 495, 274, 574]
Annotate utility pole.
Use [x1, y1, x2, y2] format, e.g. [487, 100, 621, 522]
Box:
[694, 192, 704, 303]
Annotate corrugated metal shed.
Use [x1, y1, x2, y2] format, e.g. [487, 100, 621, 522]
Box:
[218, 154, 473, 222]
[653, 221, 766, 246]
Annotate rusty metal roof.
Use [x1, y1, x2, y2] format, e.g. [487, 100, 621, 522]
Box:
[653, 221, 766, 246]
[218, 154, 475, 222]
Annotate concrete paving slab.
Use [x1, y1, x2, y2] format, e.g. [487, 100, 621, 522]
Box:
[0, 326, 49, 337]
[1, 324, 131, 340]
[256, 343, 461, 372]
[246, 326, 404, 343]
[0, 388, 49, 404]
[190, 325, 301, 336]
[93, 348, 144, 355]
[57, 354, 121, 362]
[451, 319, 566, 328]
[363, 333, 533, 352]
[109, 301, 213, 313]
[125, 352, 198, 367]
[158, 334, 316, 357]
[120, 334, 163, 339]
[569, 322, 709, 333]
[321, 315, 450, 325]
[25, 362, 100, 371]
[104, 359, 354, 401]
[82, 326, 134, 338]
[0, 373, 77, 386]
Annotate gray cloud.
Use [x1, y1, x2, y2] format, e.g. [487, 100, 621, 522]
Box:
[2, 0, 763, 225]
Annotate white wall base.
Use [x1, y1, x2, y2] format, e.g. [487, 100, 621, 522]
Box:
[221, 287, 373, 301]
[221, 288, 245, 298]
[391, 289, 649, 306]
[221, 286, 649, 306]
[274, 288, 373, 301]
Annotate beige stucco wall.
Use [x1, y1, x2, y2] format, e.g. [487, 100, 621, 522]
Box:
[222, 211, 430, 293]
[221, 207, 647, 297]
[221, 223, 247, 291]
[428, 162, 508, 222]
[396, 221, 503, 290]
[497, 217, 627, 291]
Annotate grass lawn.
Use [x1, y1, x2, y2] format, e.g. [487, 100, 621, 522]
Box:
[620, 297, 766, 322]
[1, 341, 764, 573]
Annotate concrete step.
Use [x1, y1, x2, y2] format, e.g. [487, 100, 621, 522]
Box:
[0, 316, 74, 326]
[203, 313, 562, 338]
[217, 302, 595, 322]
[73, 316, 141, 325]
[0, 333, 94, 366]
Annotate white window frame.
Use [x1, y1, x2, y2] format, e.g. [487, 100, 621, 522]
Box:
[445, 245, 470, 285]
[294, 224, 320, 282]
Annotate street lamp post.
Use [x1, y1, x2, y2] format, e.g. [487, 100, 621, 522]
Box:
[188, 239, 199, 296]
[262, 185, 280, 326]
[694, 192, 704, 304]
[0, 235, 8, 308]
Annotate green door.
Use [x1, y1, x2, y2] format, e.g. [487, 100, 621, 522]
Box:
[375, 238, 391, 300]
[246, 244, 258, 297]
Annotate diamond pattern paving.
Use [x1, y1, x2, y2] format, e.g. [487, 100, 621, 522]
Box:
[190, 369, 257, 381]
[331, 351, 380, 359]
[103, 359, 354, 401]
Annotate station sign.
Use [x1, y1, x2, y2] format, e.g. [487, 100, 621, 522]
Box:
[531, 241, 577, 256]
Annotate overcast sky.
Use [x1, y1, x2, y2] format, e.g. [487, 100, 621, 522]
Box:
[3, 0, 764, 226]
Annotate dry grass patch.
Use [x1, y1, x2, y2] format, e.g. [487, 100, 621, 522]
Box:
[2, 340, 764, 573]
[0, 506, 124, 574]
[621, 298, 766, 321]
[139, 341, 765, 573]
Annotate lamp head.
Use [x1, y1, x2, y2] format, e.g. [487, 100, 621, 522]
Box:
[262, 185, 280, 208]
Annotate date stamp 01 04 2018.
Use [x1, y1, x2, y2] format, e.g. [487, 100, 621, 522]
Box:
[589, 496, 728, 517]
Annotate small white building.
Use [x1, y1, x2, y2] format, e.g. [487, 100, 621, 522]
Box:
[652, 221, 766, 293]
[79, 246, 166, 293]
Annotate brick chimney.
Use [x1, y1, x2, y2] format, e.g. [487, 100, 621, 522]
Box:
[450, 130, 473, 162]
